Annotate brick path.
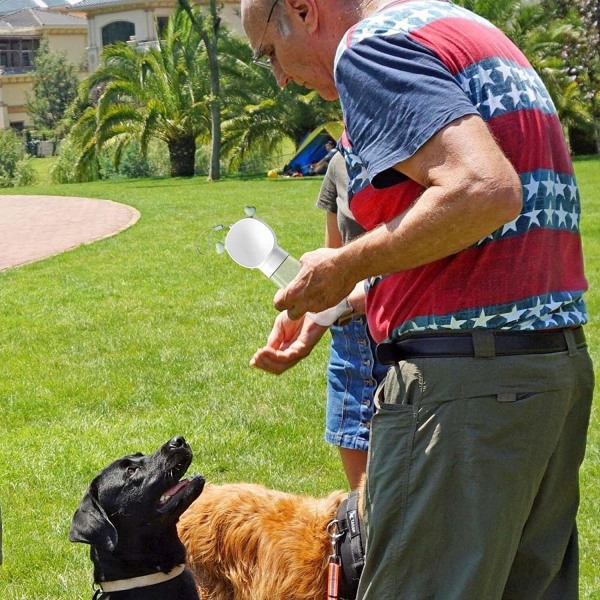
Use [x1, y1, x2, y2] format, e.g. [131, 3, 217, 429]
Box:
[0, 195, 140, 271]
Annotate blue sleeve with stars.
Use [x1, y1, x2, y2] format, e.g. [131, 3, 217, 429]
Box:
[335, 33, 478, 183]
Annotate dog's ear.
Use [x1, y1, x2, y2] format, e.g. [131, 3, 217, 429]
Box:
[69, 484, 118, 552]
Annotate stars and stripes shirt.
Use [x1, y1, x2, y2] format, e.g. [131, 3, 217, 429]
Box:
[334, 0, 588, 343]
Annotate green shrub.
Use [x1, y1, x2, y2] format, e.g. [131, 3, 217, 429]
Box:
[194, 144, 211, 176]
[51, 137, 77, 183]
[51, 136, 101, 183]
[120, 144, 151, 178]
[145, 139, 171, 178]
[118, 139, 171, 179]
[53, 136, 284, 182]
[235, 149, 280, 175]
[194, 144, 230, 177]
[195, 144, 279, 178]
[13, 157, 36, 187]
[57, 138, 172, 181]
[0, 129, 36, 187]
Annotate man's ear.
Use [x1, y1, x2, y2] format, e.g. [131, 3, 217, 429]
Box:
[69, 485, 118, 552]
[286, 0, 319, 33]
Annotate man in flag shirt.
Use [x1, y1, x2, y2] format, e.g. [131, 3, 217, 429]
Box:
[242, 0, 594, 597]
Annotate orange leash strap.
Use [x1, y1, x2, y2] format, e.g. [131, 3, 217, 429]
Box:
[327, 558, 341, 600]
[326, 519, 343, 600]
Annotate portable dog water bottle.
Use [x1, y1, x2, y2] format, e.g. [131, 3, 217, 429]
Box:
[223, 216, 350, 326]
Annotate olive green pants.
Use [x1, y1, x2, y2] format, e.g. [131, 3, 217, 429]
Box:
[358, 344, 594, 600]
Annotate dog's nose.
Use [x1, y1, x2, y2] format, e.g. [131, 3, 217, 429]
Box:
[168, 436, 188, 450]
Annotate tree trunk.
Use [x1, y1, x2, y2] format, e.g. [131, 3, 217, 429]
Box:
[178, 0, 222, 180]
[207, 37, 221, 181]
[168, 136, 196, 177]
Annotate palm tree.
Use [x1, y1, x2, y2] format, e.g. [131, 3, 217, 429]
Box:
[217, 32, 342, 171]
[543, 0, 600, 153]
[68, 6, 211, 179]
[178, 0, 222, 180]
[454, 0, 592, 145]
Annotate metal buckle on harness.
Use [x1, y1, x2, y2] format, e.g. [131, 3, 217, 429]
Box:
[327, 519, 344, 600]
[92, 587, 105, 600]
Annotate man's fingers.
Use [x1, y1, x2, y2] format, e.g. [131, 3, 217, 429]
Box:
[249, 348, 301, 374]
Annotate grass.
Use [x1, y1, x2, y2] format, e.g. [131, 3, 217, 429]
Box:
[0, 157, 599, 599]
[28, 155, 59, 187]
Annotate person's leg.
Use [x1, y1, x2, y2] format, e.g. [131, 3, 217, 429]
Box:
[358, 347, 594, 600]
[325, 318, 387, 488]
[339, 447, 368, 490]
[502, 348, 594, 600]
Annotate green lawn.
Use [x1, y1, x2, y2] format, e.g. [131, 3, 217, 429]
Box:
[0, 158, 599, 599]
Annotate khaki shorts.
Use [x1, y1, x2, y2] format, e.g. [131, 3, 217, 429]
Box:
[358, 346, 594, 600]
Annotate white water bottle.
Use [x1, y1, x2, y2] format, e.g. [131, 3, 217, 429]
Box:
[224, 217, 350, 326]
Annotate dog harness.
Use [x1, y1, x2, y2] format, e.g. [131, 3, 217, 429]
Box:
[327, 490, 366, 600]
[92, 563, 185, 598]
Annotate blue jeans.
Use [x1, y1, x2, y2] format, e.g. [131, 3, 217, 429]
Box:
[325, 316, 389, 451]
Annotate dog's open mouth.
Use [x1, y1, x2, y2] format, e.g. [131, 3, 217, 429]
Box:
[157, 474, 204, 514]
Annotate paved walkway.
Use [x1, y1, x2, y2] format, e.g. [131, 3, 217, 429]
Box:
[0, 195, 140, 272]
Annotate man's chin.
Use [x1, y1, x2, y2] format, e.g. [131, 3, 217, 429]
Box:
[294, 77, 338, 101]
[316, 87, 339, 101]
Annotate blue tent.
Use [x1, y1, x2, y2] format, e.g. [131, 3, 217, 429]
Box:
[286, 121, 343, 175]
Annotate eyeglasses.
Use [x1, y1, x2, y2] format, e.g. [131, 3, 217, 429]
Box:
[252, 0, 280, 69]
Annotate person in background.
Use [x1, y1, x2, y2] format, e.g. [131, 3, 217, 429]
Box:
[242, 0, 594, 598]
[317, 151, 389, 488]
[252, 151, 388, 490]
[309, 139, 338, 175]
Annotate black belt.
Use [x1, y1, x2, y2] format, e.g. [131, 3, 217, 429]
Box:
[376, 327, 586, 365]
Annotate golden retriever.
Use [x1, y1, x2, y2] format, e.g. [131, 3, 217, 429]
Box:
[177, 480, 363, 600]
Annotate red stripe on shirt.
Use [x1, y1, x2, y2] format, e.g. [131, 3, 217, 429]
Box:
[488, 111, 574, 175]
[410, 17, 532, 75]
[366, 228, 587, 342]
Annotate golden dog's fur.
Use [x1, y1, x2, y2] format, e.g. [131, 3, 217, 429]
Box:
[177, 482, 350, 600]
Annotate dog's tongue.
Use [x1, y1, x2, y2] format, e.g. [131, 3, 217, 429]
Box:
[163, 479, 188, 498]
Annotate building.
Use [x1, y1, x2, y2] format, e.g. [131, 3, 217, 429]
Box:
[0, 7, 87, 129]
[0, 0, 242, 130]
[73, 0, 242, 73]
[0, 0, 81, 13]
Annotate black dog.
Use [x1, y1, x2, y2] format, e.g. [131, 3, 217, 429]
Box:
[70, 436, 205, 599]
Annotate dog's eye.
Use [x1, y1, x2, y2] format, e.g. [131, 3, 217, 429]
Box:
[125, 466, 139, 477]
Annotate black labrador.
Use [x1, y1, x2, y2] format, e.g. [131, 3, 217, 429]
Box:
[70, 436, 205, 599]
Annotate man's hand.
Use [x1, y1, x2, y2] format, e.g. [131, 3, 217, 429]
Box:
[273, 248, 356, 320]
[250, 311, 329, 374]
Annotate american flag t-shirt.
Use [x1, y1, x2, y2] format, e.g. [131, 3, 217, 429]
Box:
[334, 0, 588, 343]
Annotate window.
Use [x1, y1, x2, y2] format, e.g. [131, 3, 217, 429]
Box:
[156, 16, 169, 37]
[0, 37, 40, 70]
[101, 21, 135, 47]
[21, 39, 36, 67]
